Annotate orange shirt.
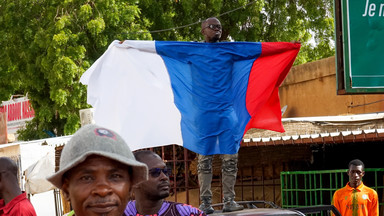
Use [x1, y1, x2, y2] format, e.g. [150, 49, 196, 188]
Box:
[332, 183, 378, 216]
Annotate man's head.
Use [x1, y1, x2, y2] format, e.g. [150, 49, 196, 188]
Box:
[201, 17, 222, 43]
[133, 150, 171, 201]
[0, 157, 19, 197]
[47, 124, 148, 216]
[347, 159, 365, 188]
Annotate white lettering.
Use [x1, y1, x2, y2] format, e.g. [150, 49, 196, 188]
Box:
[362, 0, 377, 17]
[369, 3, 376, 16]
[363, 0, 370, 16]
[380, 3, 384, 16]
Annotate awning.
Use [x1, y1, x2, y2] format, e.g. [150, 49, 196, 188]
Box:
[242, 112, 384, 146]
[24, 152, 55, 195]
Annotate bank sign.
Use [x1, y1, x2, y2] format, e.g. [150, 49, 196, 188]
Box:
[0, 96, 35, 134]
[336, 0, 384, 93]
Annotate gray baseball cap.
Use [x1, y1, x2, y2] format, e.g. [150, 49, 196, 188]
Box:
[47, 124, 148, 189]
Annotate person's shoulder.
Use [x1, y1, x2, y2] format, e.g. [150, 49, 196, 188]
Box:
[362, 184, 378, 196]
[15, 199, 37, 215]
[170, 201, 206, 215]
[333, 185, 348, 196]
[124, 200, 137, 215]
[334, 185, 347, 193]
[63, 210, 75, 216]
[126, 200, 135, 206]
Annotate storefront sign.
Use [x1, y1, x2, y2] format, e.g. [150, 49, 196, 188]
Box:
[0, 96, 35, 134]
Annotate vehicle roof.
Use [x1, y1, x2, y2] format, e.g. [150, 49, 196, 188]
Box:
[210, 208, 302, 216]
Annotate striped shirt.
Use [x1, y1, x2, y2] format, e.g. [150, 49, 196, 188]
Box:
[125, 200, 206, 216]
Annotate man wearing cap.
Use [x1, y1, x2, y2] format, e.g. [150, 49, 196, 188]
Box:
[47, 124, 148, 216]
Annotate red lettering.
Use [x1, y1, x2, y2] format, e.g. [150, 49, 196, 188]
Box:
[8, 104, 11, 121]
[22, 102, 26, 118]
[7, 102, 24, 122]
[10, 104, 15, 121]
[2, 100, 35, 122]
[22, 101, 27, 118]
[23, 101, 35, 119]
[13, 103, 16, 121]
[13, 103, 17, 121]
[16, 102, 21, 120]
[8, 104, 13, 121]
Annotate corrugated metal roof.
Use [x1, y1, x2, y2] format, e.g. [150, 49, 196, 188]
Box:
[1, 135, 72, 149]
[242, 113, 384, 147]
[282, 112, 384, 122]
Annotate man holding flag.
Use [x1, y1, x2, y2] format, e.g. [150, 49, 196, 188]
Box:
[80, 15, 300, 214]
[197, 17, 244, 214]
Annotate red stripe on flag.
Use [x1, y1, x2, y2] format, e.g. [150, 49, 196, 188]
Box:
[244, 42, 300, 133]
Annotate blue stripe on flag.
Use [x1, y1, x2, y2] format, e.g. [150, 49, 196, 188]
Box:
[156, 41, 262, 155]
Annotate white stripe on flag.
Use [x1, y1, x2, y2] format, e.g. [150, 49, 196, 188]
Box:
[80, 41, 183, 151]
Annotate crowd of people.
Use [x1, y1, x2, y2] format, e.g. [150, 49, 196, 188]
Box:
[1, 125, 379, 216]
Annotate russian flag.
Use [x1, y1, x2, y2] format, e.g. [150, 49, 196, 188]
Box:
[80, 40, 300, 155]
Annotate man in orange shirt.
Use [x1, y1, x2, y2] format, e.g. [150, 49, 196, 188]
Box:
[332, 159, 378, 216]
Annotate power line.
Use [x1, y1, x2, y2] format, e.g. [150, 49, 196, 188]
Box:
[125, 0, 258, 35]
[348, 99, 384, 108]
[216, 0, 258, 18]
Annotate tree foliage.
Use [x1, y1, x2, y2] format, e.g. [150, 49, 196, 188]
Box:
[0, 0, 335, 140]
[0, 0, 151, 140]
[138, 0, 335, 64]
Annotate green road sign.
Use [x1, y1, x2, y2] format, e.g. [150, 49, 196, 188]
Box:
[336, 0, 384, 94]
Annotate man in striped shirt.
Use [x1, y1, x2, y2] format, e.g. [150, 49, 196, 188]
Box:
[332, 159, 378, 216]
[125, 150, 206, 216]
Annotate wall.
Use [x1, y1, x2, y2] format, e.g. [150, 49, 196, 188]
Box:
[0, 112, 6, 144]
[280, 56, 384, 117]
